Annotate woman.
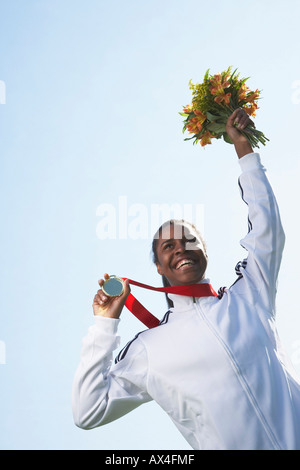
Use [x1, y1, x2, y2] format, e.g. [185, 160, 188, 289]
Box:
[72, 110, 300, 450]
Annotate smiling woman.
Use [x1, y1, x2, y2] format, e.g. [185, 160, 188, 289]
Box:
[72, 110, 300, 450]
[151, 219, 208, 307]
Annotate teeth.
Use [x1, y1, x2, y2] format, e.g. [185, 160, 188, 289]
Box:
[176, 259, 195, 269]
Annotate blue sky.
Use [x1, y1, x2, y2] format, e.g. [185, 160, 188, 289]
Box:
[1, 0, 300, 450]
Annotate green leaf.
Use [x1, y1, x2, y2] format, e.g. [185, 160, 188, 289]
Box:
[230, 68, 239, 80]
[240, 77, 250, 85]
[223, 133, 234, 144]
[216, 110, 231, 120]
[206, 111, 221, 121]
[179, 112, 189, 117]
[206, 122, 227, 133]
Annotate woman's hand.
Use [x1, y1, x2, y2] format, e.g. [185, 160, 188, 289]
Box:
[93, 273, 130, 319]
[226, 109, 255, 159]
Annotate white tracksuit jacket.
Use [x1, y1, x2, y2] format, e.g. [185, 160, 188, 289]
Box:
[72, 153, 300, 450]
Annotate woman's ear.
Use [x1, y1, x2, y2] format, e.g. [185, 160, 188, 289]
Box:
[156, 262, 164, 276]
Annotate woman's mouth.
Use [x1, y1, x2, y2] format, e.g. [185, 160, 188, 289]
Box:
[175, 258, 196, 270]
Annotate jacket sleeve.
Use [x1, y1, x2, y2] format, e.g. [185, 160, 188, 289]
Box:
[72, 316, 152, 430]
[232, 152, 285, 313]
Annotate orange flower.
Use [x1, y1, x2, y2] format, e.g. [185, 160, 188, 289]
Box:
[244, 102, 258, 116]
[183, 105, 193, 113]
[246, 89, 260, 103]
[209, 84, 223, 95]
[208, 73, 222, 95]
[209, 73, 222, 84]
[222, 75, 230, 89]
[223, 92, 231, 105]
[209, 73, 230, 95]
[200, 131, 214, 146]
[187, 122, 199, 134]
[194, 109, 206, 122]
[186, 124, 195, 134]
[186, 109, 206, 135]
[214, 92, 231, 105]
[238, 84, 248, 101]
[214, 95, 223, 104]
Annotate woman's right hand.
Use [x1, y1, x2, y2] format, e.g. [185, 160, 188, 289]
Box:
[93, 273, 131, 319]
[226, 109, 254, 159]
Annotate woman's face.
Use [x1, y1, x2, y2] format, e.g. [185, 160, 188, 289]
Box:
[155, 223, 208, 286]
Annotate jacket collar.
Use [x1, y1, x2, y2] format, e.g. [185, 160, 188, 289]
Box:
[167, 278, 215, 311]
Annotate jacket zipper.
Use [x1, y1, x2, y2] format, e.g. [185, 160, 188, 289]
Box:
[194, 300, 281, 450]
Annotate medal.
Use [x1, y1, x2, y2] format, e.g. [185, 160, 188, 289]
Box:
[102, 275, 218, 329]
[102, 275, 125, 297]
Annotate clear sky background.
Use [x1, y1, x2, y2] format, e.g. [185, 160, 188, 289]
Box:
[1, 0, 300, 450]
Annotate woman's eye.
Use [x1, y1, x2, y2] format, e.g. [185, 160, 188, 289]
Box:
[164, 243, 173, 250]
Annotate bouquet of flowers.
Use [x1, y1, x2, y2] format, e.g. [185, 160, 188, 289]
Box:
[180, 66, 269, 148]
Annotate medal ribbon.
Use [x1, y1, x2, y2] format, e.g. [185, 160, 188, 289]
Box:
[122, 278, 218, 329]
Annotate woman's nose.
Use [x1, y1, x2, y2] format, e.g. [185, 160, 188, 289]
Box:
[174, 239, 186, 254]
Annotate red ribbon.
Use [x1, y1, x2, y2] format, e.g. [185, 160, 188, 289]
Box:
[122, 278, 218, 329]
